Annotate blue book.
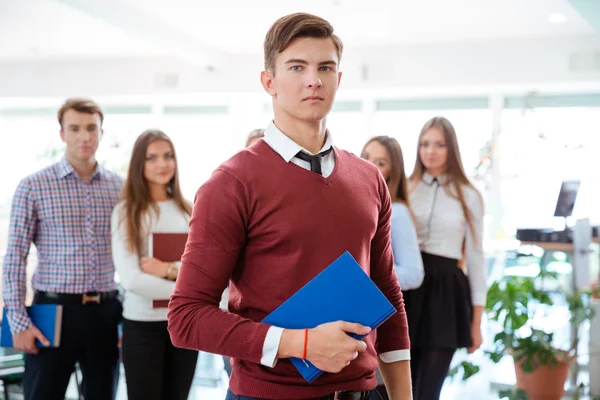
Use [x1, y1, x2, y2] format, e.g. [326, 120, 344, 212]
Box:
[1, 305, 63, 348]
[262, 251, 397, 383]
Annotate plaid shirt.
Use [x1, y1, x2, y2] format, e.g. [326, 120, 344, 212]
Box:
[2, 157, 123, 334]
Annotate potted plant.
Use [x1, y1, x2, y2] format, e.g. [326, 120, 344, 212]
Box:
[485, 272, 595, 400]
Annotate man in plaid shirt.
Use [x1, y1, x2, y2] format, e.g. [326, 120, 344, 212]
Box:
[2, 98, 123, 400]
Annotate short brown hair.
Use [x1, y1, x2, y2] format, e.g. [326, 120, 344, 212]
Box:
[57, 98, 104, 128]
[264, 13, 343, 74]
[245, 129, 265, 147]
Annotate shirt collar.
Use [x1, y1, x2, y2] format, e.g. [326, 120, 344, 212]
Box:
[263, 121, 334, 163]
[422, 171, 449, 186]
[56, 156, 105, 181]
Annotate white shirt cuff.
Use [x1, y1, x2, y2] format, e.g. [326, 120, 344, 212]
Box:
[472, 292, 487, 306]
[379, 349, 411, 363]
[261, 326, 284, 368]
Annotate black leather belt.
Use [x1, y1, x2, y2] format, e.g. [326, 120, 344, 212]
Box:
[314, 390, 372, 400]
[34, 291, 119, 305]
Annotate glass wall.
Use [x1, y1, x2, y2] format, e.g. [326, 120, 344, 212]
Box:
[2, 95, 599, 262]
[499, 106, 600, 234]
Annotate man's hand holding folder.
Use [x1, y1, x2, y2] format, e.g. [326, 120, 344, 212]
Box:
[13, 326, 51, 354]
[277, 321, 371, 373]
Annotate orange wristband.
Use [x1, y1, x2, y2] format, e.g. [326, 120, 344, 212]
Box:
[303, 328, 308, 359]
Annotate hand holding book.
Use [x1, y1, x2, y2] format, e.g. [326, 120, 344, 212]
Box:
[2, 305, 63, 351]
[140, 256, 171, 278]
[278, 321, 371, 373]
[12, 326, 51, 354]
[263, 251, 397, 383]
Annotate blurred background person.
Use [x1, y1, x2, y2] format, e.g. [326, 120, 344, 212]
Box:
[2, 98, 123, 400]
[361, 135, 424, 399]
[112, 129, 197, 400]
[404, 117, 486, 400]
[245, 128, 265, 148]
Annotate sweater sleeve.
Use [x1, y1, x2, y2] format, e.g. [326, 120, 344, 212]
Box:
[167, 169, 270, 363]
[390, 203, 424, 291]
[370, 173, 411, 354]
[111, 205, 176, 299]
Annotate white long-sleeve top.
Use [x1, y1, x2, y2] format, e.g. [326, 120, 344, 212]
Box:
[391, 202, 424, 290]
[111, 200, 190, 321]
[409, 172, 487, 306]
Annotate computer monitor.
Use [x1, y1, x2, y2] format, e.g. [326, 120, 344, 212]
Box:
[553, 180, 581, 218]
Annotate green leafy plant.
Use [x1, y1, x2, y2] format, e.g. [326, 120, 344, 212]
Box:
[486, 275, 595, 372]
[452, 270, 596, 400]
[447, 358, 480, 381]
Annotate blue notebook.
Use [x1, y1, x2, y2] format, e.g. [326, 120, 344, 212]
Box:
[1, 305, 63, 348]
[262, 251, 397, 383]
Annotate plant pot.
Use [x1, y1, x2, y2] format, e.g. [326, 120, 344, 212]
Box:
[514, 356, 569, 400]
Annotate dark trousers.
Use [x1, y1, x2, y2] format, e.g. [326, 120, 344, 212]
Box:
[410, 348, 456, 400]
[122, 318, 198, 400]
[23, 297, 122, 400]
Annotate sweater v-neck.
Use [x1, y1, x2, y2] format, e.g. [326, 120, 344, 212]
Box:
[257, 139, 341, 185]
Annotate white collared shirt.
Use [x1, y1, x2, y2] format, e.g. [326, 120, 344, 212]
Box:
[263, 121, 336, 177]
[258, 121, 410, 368]
[410, 172, 487, 306]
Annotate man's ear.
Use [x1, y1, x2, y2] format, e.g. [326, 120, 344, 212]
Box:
[337, 71, 342, 87]
[260, 70, 277, 97]
[59, 129, 66, 143]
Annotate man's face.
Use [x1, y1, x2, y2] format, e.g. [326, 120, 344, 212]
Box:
[60, 109, 103, 163]
[262, 37, 342, 123]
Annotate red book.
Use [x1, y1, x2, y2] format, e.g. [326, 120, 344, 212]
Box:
[148, 233, 188, 262]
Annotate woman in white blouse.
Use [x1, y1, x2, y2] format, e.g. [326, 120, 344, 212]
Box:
[111, 130, 197, 400]
[405, 117, 486, 400]
[361, 135, 424, 399]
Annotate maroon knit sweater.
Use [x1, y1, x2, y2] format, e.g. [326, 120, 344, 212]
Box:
[168, 140, 409, 399]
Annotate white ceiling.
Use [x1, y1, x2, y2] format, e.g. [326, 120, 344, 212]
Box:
[145, 0, 596, 52]
[0, 0, 157, 60]
[0, 0, 596, 62]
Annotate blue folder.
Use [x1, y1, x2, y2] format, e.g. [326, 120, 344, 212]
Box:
[262, 251, 397, 383]
[1, 305, 63, 348]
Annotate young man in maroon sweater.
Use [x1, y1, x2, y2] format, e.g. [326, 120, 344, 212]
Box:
[168, 13, 412, 400]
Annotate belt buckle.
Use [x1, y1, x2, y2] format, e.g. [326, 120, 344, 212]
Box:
[82, 292, 101, 305]
[335, 391, 363, 400]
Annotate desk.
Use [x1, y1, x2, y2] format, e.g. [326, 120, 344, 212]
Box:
[0, 352, 24, 400]
[520, 236, 600, 252]
[520, 241, 575, 252]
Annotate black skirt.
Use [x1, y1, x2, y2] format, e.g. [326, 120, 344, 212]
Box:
[402, 252, 473, 349]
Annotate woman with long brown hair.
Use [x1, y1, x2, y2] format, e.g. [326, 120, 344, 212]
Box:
[111, 130, 197, 400]
[361, 136, 424, 290]
[405, 117, 486, 400]
[361, 135, 424, 399]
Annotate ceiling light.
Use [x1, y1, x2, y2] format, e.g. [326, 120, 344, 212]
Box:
[549, 13, 566, 24]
